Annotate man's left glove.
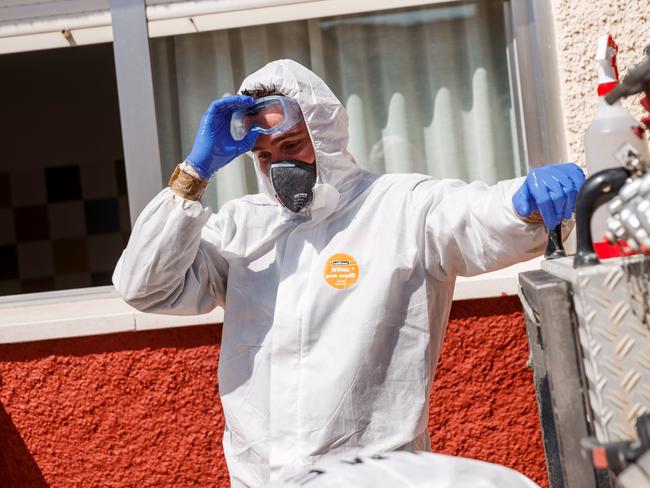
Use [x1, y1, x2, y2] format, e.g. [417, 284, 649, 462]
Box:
[185, 95, 260, 179]
[513, 163, 585, 229]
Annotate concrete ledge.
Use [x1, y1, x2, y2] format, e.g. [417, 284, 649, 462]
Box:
[453, 256, 543, 301]
[0, 257, 543, 344]
[0, 286, 224, 344]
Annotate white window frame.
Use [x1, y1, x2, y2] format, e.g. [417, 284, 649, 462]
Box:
[0, 0, 565, 343]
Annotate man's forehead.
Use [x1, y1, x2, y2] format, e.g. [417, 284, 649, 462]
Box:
[252, 124, 307, 151]
[244, 104, 284, 125]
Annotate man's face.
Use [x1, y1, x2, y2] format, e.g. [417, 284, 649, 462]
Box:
[251, 119, 315, 176]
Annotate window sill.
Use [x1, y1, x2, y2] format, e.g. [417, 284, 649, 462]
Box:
[0, 257, 542, 345]
[453, 256, 543, 301]
[0, 286, 223, 345]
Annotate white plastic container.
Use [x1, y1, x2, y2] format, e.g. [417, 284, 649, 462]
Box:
[262, 451, 539, 488]
[584, 35, 649, 255]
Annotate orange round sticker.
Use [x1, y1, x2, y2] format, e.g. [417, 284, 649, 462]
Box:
[324, 253, 359, 289]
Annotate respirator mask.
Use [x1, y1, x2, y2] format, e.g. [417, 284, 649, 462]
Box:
[268, 160, 317, 213]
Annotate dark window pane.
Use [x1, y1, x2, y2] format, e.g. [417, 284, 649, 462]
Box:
[0, 44, 130, 295]
[21, 277, 56, 293]
[52, 237, 89, 274]
[84, 199, 121, 235]
[45, 165, 82, 203]
[91, 271, 114, 286]
[0, 172, 11, 208]
[14, 206, 50, 241]
[0, 245, 19, 280]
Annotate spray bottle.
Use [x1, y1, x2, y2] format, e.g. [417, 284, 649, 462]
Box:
[584, 34, 650, 258]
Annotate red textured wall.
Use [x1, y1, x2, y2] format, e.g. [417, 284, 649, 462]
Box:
[0, 296, 547, 487]
[430, 296, 548, 486]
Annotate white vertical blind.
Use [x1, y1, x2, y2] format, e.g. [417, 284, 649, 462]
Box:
[151, 1, 523, 210]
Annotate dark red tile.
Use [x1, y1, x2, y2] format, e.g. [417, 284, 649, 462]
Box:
[14, 206, 50, 241]
[21, 277, 55, 293]
[52, 237, 89, 274]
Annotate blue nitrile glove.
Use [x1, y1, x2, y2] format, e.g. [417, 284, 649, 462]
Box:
[513, 163, 585, 229]
[185, 95, 259, 179]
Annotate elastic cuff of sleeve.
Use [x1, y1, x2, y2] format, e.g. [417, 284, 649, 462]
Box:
[168, 165, 209, 201]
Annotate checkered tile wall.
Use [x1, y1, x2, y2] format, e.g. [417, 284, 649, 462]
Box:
[0, 160, 131, 295]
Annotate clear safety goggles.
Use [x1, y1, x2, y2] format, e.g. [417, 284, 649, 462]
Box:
[230, 95, 304, 141]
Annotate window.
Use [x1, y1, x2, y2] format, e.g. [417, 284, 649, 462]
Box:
[0, 44, 129, 295]
[0, 0, 562, 303]
[150, 0, 524, 209]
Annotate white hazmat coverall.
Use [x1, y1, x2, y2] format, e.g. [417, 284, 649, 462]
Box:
[113, 59, 548, 488]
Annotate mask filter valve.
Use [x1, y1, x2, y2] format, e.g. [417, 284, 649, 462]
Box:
[293, 193, 309, 209]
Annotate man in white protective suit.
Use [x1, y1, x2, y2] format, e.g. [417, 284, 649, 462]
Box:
[113, 59, 584, 487]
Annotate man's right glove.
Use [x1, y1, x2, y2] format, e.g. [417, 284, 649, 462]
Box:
[185, 95, 259, 179]
[513, 163, 585, 229]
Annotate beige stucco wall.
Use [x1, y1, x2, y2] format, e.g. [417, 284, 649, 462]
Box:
[550, 0, 650, 162]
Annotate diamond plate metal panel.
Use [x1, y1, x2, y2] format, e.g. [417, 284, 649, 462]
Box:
[543, 256, 650, 443]
[519, 270, 602, 488]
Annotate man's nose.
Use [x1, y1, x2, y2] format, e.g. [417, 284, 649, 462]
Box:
[270, 149, 289, 162]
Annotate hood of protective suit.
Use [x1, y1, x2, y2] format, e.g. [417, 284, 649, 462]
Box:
[239, 60, 367, 219]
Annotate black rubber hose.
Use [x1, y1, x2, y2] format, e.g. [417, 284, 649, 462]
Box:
[574, 167, 631, 268]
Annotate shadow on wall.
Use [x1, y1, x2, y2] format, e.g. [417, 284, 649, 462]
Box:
[0, 402, 48, 487]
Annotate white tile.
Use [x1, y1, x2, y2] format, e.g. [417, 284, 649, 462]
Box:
[10, 168, 47, 207]
[0, 208, 15, 245]
[48, 201, 85, 239]
[80, 161, 118, 200]
[17, 241, 53, 279]
[87, 234, 123, 272]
